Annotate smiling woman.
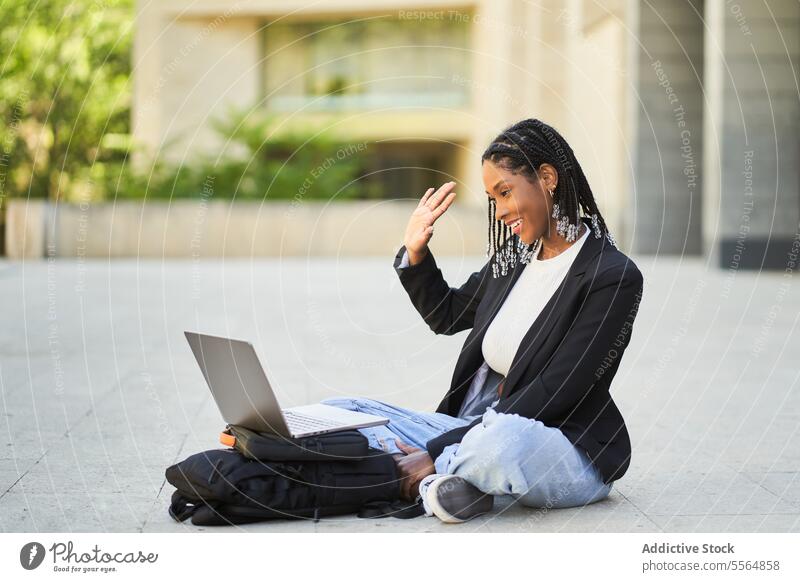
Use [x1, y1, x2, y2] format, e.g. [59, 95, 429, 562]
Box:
[481, 118, 617, 277]
[323, 118, 644, 525]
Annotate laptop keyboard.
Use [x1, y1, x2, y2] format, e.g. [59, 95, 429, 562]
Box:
[283, 410, 343, 432]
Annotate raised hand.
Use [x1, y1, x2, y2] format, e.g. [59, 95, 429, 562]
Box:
[403, 181, 457, 265]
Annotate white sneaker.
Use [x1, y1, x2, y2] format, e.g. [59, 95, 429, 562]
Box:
[423, 474, 494, 523]
[417, 473, 442, 517]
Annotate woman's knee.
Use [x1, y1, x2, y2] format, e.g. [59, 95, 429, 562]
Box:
[320, 396, 373, 411]
[517, 475, 614, 509]
[320, 397, 396, 421]
[457, 411, 549, 469]
[319, 396, 355, 409]
[446, 412, 543, 494]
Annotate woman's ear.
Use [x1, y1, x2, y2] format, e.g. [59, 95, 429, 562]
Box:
[538, 163, 558, 192]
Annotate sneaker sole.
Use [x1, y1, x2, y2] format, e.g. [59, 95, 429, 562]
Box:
[427, 476, 493, 524]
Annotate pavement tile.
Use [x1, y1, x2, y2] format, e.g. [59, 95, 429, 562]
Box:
[0, 489, 156, 533]
[616, 467, 798, 517]
[649, 513, 800, 533]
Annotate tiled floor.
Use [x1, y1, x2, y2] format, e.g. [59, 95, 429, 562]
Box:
[1, 254, 797, 532]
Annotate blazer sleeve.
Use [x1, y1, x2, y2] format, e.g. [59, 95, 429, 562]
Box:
[393, 244, 491, 336]
[424, 262, 644, 461]
[492, 262, 644, 422]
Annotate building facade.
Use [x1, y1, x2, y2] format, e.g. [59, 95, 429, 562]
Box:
[132, 0, 799, 268]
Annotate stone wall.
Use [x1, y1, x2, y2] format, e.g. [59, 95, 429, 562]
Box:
[4, 199, 486, 259]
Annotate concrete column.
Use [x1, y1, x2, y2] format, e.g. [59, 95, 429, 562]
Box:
[539, 0, 573, 133]
[710, 0, 800, 269]
[562, 0, 630, 248]
[463, 0, 521, 210]
[133, 3, 261, 165]
[632, 0, 705, 255]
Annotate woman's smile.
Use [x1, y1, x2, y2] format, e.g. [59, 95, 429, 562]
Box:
[507, 217, 523, 236]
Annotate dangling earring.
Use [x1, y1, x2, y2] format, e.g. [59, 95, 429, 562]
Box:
[555, 215, 568, 239]
[591, 213, 602, 239]
[550, 189, 579, 242]
[553, 203, 577, 242]
[517, 237, 538, 264]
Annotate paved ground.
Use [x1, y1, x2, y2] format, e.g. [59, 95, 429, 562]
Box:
[0, 252, 798, 532]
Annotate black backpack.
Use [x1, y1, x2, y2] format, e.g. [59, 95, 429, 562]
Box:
[166, 429, 424, 526]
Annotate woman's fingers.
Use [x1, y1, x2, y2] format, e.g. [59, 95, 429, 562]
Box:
[426, 181, 456, 210]
[396, 440, 421, 454]
[408, 182, 455, 247]
[431, 191, 456, 221]
[417, 187, 435, 207]
[400, 474, 411, 500]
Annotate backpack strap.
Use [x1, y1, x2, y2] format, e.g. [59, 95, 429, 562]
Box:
[169, 491, 210, 523]
[357, 498, 425, 519]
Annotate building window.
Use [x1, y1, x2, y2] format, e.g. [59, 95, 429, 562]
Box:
[262, 15, 472, 111]
[357, 141, 459, 200]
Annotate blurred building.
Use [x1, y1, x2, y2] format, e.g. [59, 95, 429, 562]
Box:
[133, 0, 799, 268]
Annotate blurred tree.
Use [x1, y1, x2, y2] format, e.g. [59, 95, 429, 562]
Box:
[103, 106, 369, 201]
[0, 0, 134, 203]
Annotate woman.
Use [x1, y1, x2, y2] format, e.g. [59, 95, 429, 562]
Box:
[322, 118, 644, 524]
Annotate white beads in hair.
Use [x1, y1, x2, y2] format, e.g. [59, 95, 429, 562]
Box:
[490, 235, 539, 278]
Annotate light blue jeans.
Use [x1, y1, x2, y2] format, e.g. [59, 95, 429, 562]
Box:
[320, 397, 613, 509]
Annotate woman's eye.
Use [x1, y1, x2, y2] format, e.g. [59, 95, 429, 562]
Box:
[500, 190, 510, 197]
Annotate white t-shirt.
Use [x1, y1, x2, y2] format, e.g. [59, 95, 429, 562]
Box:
[482, 224, 589, 376]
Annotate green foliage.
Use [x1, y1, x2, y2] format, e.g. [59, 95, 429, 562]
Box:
[0, 0, 134, 202]
[104, 107, 368, 201]
[101, 110, 366, 200]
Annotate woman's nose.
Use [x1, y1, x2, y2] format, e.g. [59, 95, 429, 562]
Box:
[495, 202, 518, 223]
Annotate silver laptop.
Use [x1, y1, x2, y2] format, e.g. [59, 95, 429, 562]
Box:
[184, 331, 389, 438]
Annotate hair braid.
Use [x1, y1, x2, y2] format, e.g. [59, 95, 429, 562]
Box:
[482, 118, 616, 277]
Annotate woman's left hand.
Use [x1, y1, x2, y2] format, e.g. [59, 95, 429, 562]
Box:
[394, 440, 435, 500]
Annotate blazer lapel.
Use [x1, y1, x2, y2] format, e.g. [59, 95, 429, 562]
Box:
[441, 217, 607, 415]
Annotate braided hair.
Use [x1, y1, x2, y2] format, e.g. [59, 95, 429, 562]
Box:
[482, 118, 617, 277]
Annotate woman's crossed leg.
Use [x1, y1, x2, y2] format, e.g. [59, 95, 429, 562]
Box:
[436, 407, 613, 509]
[321, 397, 613, 511]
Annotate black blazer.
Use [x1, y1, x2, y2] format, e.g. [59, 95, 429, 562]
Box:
[393, 216, 644, 484]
